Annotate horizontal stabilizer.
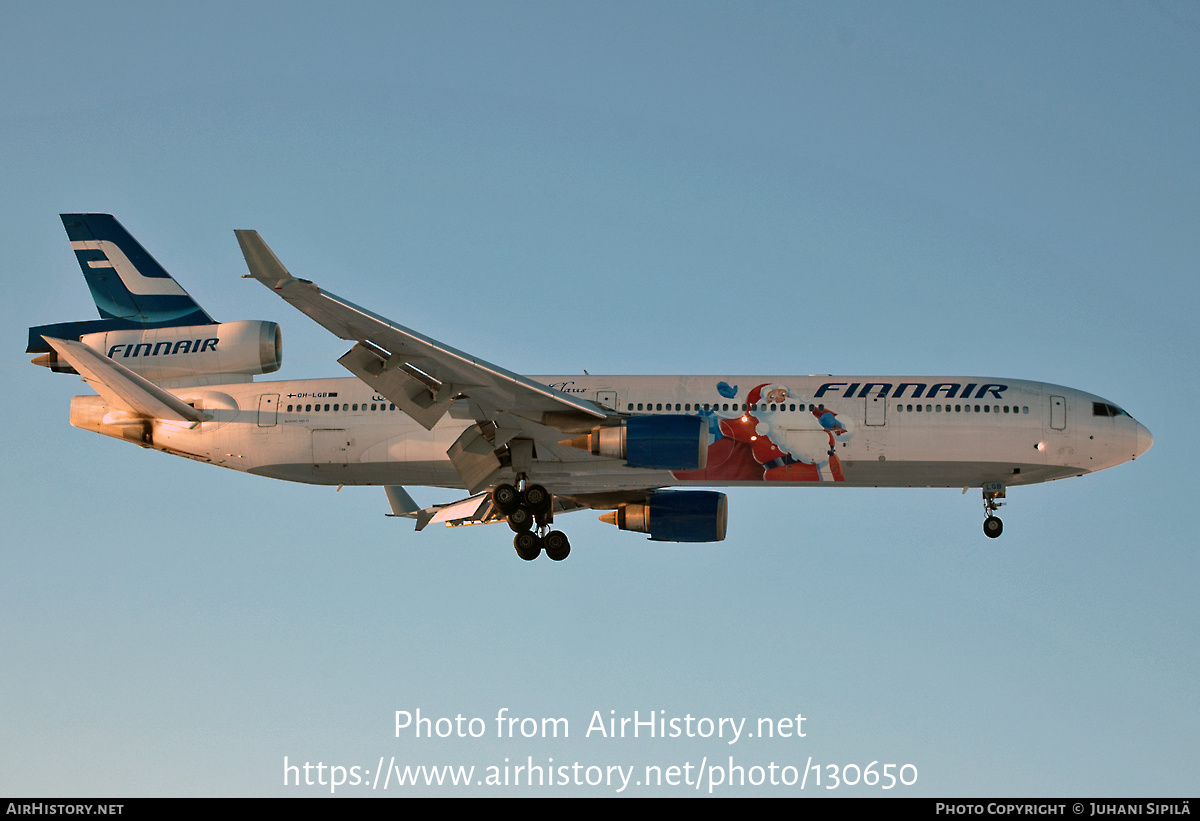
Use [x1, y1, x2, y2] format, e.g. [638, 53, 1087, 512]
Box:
[41, 337, 211, 423]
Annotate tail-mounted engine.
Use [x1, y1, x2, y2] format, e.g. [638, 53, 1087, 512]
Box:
[34, 320, 282, 383]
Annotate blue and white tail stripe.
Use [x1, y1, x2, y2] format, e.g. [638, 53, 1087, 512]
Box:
[70, 239, 188, 296]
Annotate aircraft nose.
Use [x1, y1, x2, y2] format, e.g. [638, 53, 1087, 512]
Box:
[1135, 422, 1153, 458]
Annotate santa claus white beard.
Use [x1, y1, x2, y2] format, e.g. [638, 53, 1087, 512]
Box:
[755, 414, 830, 465]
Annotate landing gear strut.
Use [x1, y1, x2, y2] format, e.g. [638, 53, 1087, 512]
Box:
[982, 486, 1005, 538]
[496, 477, 572, 561]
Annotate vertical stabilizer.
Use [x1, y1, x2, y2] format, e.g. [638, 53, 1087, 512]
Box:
[61, 214, 216, 327]
[28, 214, 218, 354]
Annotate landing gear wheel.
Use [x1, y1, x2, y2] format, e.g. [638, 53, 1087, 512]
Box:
[543, 530, 571, 561]
[506, 505, 534, 532]
[981, 486, 1006, 540]
[514, 531, 542, 561]
[522, 484, 551, 516]
[492, 484, 519, 514]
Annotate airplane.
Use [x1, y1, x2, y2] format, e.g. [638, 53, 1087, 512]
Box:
[28, 214, 1153, 561]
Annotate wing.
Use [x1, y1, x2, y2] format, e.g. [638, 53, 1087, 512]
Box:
[235, 230, 623, 492]
[384, 486, 591, 531]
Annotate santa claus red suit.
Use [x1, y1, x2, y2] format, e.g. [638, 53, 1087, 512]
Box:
[715, 383, 844, 482]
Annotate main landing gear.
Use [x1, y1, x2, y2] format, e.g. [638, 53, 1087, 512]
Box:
[492, 478, 571, 561]
[982, 487, 1005, 538]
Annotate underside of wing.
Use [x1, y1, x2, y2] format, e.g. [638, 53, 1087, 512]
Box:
[386, 487, 590, 531]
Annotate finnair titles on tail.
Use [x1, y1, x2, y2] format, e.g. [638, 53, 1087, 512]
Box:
[29, 214, 1153, 561]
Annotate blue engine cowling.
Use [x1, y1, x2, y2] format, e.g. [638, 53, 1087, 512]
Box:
[624, 415, 707, 470]
[580, 415, 708, 470]
[601, 490, 728, 542]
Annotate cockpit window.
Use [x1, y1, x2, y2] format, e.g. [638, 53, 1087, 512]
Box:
[1093, 402, 1130, 418]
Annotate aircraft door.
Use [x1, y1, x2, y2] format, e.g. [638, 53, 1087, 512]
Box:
[257, 393, 279, 427]
[595, 390, 618, 411]
[865, 395, 886, 426]
[1050, 395, 1066, 430]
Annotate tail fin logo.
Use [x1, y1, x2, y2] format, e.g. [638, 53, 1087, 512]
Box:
[70, 240, 188, 296]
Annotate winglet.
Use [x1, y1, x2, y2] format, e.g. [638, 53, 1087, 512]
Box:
[235, 230, 294, 288]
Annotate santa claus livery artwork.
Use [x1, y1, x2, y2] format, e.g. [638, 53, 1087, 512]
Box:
[673, 383, 853, 483]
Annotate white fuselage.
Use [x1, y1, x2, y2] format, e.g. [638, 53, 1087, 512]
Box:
[68, 374, 1152, 495]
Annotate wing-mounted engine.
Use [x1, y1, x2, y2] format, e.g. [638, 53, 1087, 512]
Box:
[562, 415, 708, 470]
[35, 320, 282, 385]
[599, 490, 728, 542]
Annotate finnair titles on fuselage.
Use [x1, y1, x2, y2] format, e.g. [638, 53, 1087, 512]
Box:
[29, 214, 1152, 562]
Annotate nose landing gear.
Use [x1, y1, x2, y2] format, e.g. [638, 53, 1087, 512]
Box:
[982, 485, 1005, 538]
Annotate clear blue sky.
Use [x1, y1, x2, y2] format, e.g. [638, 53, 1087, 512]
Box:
[2, 1, 1196, 796]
